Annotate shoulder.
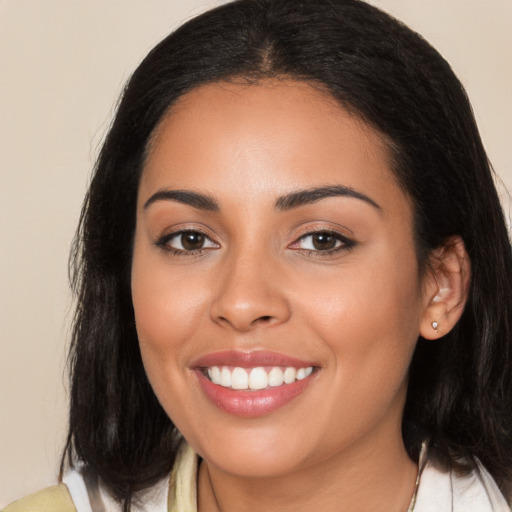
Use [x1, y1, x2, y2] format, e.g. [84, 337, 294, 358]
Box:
[3, 484, 76, 512]
[414, 453, 511, 512]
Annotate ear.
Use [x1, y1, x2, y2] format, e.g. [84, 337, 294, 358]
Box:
[419, 236, 471, 340]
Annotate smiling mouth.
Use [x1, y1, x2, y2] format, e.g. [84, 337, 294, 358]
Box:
[204, 365, 314, 391]
[194, 352, 318, 416]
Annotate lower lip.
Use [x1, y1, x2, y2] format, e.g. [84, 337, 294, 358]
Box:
[195, 370, 314, 417]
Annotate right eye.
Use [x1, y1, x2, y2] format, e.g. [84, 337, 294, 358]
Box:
[157, 230, 219, 254]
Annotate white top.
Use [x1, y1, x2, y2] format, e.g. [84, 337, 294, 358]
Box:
[410, 443, 510, 512]
[63, 442, 510, 512]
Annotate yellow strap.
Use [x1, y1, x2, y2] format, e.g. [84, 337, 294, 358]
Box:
[169, 442, 198, 512]
[3, 484, 76, 512]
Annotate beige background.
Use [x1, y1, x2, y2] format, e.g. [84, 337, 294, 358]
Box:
[1, 0, 511, 505]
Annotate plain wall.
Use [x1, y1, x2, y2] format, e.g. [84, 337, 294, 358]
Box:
[1, 0, 511, 505]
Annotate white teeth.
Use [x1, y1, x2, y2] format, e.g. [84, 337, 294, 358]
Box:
[283, 367, 296, 384]
[208, 366, 221, 384]
[249, 367, 268, 390]
[231, 367, 248, 390]
[268, 367, 284, 387]
[220, 367, 232, 387]
[211, 366, 221, 384]
[206, 365, 314, 390]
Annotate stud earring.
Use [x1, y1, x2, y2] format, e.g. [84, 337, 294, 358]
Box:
[432, 321, 439, 332]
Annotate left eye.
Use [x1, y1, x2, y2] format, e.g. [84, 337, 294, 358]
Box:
[295, 232, 347, 251]
[166, 231, 218, 252]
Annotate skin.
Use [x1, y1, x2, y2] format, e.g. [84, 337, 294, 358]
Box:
[131, 80, 467, 511]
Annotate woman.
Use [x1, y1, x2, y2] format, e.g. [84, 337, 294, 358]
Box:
[6, 0, 512, 510]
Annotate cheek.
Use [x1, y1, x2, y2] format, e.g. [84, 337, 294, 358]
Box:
[133, 273, 205, 347]
[294, 244, 423, 386]
[131, 239, 206, 391]
[131, 256, 212, 434]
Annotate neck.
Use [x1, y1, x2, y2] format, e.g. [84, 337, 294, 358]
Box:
[197, 429, 418, 512]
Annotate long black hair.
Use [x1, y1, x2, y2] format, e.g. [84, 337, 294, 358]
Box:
[63, 0, 512, 508]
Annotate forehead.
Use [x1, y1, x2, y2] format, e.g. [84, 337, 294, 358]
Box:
[140, 80, 406, 213]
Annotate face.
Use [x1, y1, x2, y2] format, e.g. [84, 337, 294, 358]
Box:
[131, 80, 431, 478]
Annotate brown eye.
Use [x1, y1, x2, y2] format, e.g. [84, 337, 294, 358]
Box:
[180, 232, 206, 250]
[311, 233, 338, 251]
[292, 230, 355, 254]
[162, 230, 218, 253]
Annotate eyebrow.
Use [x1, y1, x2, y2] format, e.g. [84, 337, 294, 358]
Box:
[143, 184, 381, 212]
[144, 189, 220, 211]
[275, 185, 381, 211]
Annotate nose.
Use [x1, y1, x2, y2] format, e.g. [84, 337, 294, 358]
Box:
[209, 250, 291, 332]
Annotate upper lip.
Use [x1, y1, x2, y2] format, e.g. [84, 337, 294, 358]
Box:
[191, 350, 317, 369]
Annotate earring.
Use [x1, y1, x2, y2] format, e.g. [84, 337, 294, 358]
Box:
[432, 321, 439, 332]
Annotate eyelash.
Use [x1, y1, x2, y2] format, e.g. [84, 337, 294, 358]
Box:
[155, 230, 218, 256]
[291, 230, 356, 256]
[155, 229, 355, 256]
